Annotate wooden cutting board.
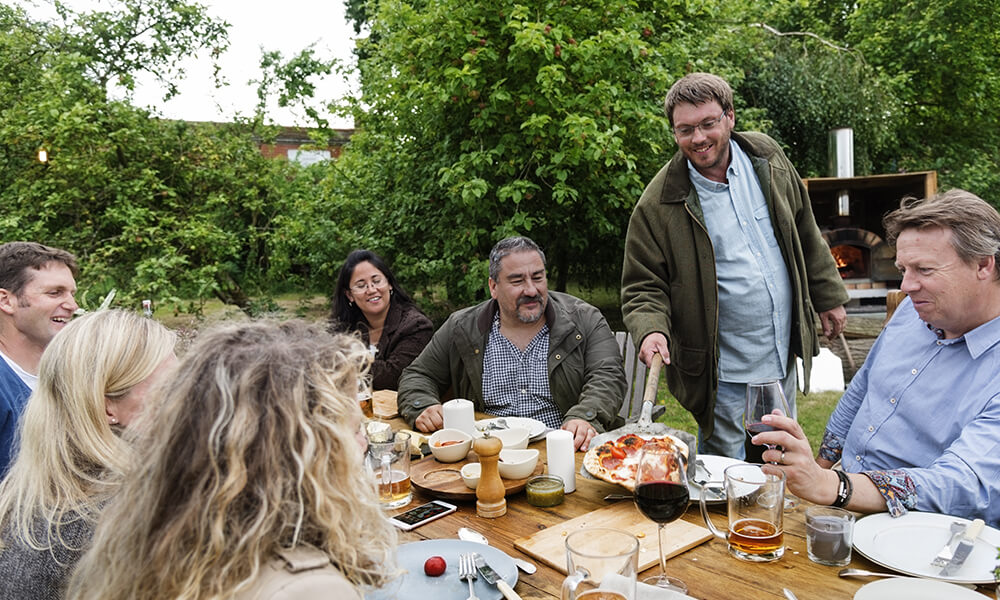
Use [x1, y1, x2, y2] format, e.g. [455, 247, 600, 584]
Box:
[409, 452, 544, 501]
[372, 390, 398, 418]
[514, 502, 713, 574]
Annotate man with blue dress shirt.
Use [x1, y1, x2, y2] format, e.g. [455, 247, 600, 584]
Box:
[0, 242, 78, 477]
[759, 189, 1000, 525]
[622, 72, 848, 458]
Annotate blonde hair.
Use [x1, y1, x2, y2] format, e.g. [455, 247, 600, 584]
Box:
[0, 309, 177, 552]
[67, 320, 398, 600]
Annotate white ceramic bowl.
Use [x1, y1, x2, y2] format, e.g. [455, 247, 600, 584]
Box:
[428, 429, 472, 463]
[498, 448, 539, 480]
[460, 463, 481, 489]
[486, 427, 530, 450]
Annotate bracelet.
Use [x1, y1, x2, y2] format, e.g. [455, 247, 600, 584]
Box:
[831, 469, 853, 508]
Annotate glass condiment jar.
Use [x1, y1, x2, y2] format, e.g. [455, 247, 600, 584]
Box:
[525, 474, 565, 507]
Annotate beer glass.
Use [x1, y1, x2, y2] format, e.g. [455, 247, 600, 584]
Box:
[562, 528, 638, 600]
[699, 463, 785, 562]
[367, 431, 411, 508]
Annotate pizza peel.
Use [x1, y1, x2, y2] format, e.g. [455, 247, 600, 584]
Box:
[585, 355, 698, 479]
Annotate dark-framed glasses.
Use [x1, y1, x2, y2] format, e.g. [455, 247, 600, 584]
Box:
[673, 111, 727, 138]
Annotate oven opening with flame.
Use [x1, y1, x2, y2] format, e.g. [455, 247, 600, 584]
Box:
[830, 245, 869, 279]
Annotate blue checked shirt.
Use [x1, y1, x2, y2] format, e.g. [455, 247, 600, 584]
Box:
[482, 314, 564, 428]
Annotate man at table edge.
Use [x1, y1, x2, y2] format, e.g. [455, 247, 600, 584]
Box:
[397, 236, 626, 450]
[758, 189, 1000, 526]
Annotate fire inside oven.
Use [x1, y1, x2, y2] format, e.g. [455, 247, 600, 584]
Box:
[830, 244, 870, 279]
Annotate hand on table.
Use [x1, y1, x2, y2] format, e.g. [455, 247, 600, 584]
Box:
[639, 333, 670, 367]
[562, 419, 597, 451]
[414, 404, 444, 433]
[753, 412, 840, 505]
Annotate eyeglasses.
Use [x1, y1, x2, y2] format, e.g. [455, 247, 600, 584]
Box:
[673, 111, 727, 138]
[351, 276, 385, 293]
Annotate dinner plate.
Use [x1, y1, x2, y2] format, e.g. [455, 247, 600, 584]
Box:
[364, 539, 518, 600]
[688, 454, 745, 505]
[853, 577, 984, 599]
[475, 417, 547, 440]
[852, 511, 1000, 584]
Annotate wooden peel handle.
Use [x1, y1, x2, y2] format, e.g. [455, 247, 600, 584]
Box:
[642, 354, 663, 405]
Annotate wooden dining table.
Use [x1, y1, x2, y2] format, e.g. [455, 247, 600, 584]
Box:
[382, 416, 995, 599]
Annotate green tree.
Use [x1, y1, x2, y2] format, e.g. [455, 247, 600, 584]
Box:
[332, 0, 715, 305]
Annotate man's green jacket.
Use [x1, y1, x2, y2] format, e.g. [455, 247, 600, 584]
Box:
[397, 291, 627, 432]
[621, 131, 849, 439]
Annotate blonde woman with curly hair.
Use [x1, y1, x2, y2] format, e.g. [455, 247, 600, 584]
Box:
[67, 320, 398, 600]
[0, 309, 177, 600]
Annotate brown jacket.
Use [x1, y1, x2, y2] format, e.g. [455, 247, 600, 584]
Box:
[357, 301, 434, 391]
[232, 546, 360, 600]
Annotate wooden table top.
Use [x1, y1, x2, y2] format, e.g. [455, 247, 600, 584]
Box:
[384, 418, 994, 599]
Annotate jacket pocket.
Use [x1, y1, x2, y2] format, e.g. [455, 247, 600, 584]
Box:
[672, 345, 706, 377]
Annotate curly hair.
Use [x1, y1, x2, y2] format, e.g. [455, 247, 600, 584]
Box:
[0, 309, 176, 553]
[66, 320, 398, 600]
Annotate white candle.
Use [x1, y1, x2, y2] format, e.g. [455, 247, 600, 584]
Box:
[442, 398, 476, 436]
[546, 429, 576, 493]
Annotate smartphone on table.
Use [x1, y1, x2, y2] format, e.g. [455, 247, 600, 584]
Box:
[388, 500, 457, 531]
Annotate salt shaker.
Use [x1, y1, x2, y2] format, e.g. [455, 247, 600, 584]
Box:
[546, 429, 576, 493]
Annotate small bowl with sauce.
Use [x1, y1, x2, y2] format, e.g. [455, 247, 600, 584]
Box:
[497, 448, 539, 479]
[460, 462, 481, 489]
[428, 428, 473, 463]
[526, 474, 565, 507]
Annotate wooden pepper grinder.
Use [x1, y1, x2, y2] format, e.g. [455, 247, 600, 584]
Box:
[474, 432, 506, 518]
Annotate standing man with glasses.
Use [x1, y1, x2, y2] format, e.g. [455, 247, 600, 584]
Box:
[621, 72, 848, 459]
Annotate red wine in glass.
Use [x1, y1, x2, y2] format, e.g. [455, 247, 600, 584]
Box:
[635, 481, 689, 523]
[744, 381, 790, 463]
[633, 444, 689, 593]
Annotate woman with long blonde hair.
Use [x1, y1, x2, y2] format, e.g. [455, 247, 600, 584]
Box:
[0, 309, 177, 599]
[67, 320, 398, 600]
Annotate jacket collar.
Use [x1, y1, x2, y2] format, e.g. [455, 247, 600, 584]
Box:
[659, 131, 769, 205]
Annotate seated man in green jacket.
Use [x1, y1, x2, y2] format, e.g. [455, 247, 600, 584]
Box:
[398, 237, 626, 450]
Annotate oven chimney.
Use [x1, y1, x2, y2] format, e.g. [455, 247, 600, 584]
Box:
[829, 128, 854, 216]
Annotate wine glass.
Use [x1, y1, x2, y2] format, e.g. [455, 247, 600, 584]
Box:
[745, 380, 799, 509]
[633, 442, 689, 593]
[744, 380, 791, 462]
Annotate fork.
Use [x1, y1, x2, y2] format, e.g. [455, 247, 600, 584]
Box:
[459, 553, 480, 600]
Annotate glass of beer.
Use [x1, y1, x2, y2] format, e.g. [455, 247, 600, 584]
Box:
[367, 430, 411, 509]
[561, 528, 638, 600]
[699, 463, 784, 562]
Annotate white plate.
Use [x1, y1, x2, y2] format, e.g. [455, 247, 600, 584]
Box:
[688, 454, 745, 505]
[853, 577, 984, 599]
[365, 539, 517, 600]
[852, 511, 1000, 584]
[475, 417, 547, 440]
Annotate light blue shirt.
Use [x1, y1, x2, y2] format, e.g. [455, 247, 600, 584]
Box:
[826, 298, 1000, 524]
[688, 140, 792, 382]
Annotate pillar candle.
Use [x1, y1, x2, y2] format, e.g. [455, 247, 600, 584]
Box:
[442, 398, 476, 436]
[546, 429, 576, 493]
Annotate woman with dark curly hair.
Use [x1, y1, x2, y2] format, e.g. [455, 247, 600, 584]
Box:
[330, 249, 433, 390]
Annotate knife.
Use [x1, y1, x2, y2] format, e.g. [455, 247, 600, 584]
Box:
[473, 552, 522, 600]
[930, 520, 967, 567]
[939, 518, 984, 576]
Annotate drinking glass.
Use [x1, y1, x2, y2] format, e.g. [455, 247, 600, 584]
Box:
[366, 431, 412, 508]
[633, 443, 689, 593]
[699, 463, 785, 562]
[745, 380, 799, 509]
[562, 528, 638, 600]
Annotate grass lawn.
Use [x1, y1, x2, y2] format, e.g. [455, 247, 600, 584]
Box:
[656, 386, 841, 456]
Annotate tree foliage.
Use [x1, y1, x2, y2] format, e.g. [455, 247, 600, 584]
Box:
[333, 0, 717, 305]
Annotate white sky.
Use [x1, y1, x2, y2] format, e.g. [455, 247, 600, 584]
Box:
[19, 0, 358, 128]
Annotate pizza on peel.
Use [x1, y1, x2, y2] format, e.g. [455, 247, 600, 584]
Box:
[583, 433, 688, 491]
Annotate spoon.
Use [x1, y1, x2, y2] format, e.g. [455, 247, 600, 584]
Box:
[457, 527, 537, 574]
[782, 589, 799, 600]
